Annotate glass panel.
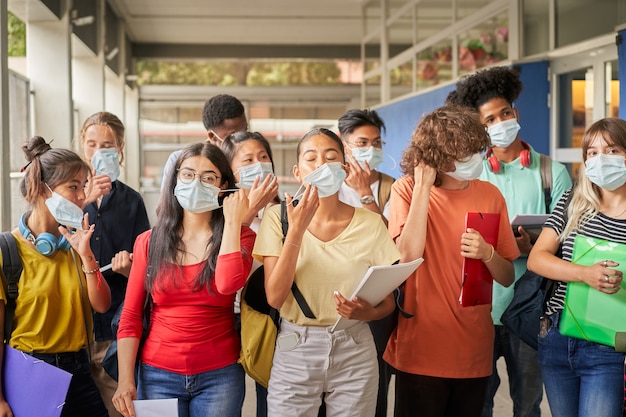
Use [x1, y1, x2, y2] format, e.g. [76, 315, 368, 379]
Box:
[557, 67, 590, 150]
[457, 12, 509, 77]
[390, 60, 413, 100]
[556, 0, 622, 48]
[523, 0, 549, 56]
[413, 40, 453, 91]
[606, 60, 620, 118]
[455, 0, 491, 20]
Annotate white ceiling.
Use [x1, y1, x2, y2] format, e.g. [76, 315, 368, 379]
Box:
[110, 0, 367, 45]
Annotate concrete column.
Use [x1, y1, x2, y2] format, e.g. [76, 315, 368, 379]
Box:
[72, 55, 104, 139]
[123, 85, 140, 191]
[26, 5, 73, 148]
[0, 0, 11, 230]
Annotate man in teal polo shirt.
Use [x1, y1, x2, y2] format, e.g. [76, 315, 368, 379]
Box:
[447, 66, 572, 417]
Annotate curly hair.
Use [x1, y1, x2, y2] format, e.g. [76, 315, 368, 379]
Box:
[201, 94, 245, 130]
[400, 105, 490, 186]
[445, 66, 523, 109]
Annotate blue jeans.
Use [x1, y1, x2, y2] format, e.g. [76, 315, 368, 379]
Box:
[538, 312, 625, 417]
[481, 325, 543, 417]
[137, 362, 245, 417]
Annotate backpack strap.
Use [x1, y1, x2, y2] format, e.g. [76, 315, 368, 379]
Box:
[539, 153, 553, 214]
[280, 201, 317, 319]
[0, 232, 23, 343]
[377, 172, 394, 212]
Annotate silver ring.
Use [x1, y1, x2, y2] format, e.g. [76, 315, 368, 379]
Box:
[604, 260, 608, 267]
[605, 275, 610, 282]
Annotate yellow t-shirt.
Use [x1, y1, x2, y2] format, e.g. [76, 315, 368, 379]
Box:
[0, 232, 92, 353]
[253, 206, 401, 326]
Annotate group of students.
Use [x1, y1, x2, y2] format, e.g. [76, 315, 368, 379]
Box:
[1, 65, 626, 417]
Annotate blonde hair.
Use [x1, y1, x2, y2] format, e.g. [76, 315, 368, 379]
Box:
[79, 111, 126, 164]
[561, 118, 626, 239]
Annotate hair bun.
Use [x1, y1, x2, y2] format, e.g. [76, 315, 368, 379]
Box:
[22, 136, 52, 162]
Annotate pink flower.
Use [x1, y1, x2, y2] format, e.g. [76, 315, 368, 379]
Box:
[495, 26, 509, 43]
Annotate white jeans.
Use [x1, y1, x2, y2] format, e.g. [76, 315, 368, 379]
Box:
[268, 320, 379, 417]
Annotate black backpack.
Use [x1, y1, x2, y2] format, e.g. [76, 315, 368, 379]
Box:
[0, 232, 23, 343]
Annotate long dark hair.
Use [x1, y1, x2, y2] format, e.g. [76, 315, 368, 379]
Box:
[148, 142, 236, 293]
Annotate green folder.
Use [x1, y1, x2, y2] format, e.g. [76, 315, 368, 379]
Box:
[560, 235, 626, 348]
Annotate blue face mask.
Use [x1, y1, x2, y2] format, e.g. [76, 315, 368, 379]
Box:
[45, 185, 85, 230]
[446, 153, 484, 181]
[585, 154, 626, 191]
[350, 146, 384, 171]
[236, 162, 274, 189]
[295, 162, 347, 199]
[487, 118, 521, 148]
[91, 148, 120, 182]
[174, 178, 222, 213]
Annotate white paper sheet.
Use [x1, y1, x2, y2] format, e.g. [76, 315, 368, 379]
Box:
[330, 258, 423, 332]
[133, 398, 179, 417]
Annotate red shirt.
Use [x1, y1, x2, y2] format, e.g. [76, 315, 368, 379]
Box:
[118, 228, 255, 374]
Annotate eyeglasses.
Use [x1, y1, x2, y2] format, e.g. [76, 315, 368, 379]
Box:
[177, 168, 220, 187]
[348, 138, 386, 148]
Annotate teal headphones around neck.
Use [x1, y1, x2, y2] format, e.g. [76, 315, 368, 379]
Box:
[19, 213, 71, 256]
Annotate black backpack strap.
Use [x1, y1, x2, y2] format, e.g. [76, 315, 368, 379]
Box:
[0, 232, 23, 342]
[539, 153, 553, 214]
[280, 200, 316, 319]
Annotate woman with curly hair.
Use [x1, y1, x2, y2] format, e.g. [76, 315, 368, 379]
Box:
[383, 105, 519, 417]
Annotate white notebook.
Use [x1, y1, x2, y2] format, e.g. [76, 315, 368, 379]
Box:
[330, 258, 423, 332]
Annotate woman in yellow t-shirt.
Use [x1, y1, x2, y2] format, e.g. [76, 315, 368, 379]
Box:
[0, 136, 111, 417]
[253, 128, 401, 417]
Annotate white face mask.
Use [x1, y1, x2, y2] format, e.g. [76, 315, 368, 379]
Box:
[446, 153, 484, 181]
[45, 187, 85, 230]
[236, 162, 274, 189]
[295, 162, 347, 199]
[487, 118, 521, 148]
[585, 154, 626, 191]
[350, 146, 384, 171]
[91, 148, 121, 182]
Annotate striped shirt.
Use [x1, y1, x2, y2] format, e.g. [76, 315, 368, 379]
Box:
[545, 189, 626, 314]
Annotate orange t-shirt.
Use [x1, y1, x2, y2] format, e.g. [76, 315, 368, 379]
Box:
[383, 176, 520, 378]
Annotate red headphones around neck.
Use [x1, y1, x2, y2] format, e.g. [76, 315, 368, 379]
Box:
[486, 141, 531, 173]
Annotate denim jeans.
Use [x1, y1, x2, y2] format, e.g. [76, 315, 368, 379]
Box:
[538, 312, 625, 417]
[481, 325, 543, 417]
[137, 362, 245, 417]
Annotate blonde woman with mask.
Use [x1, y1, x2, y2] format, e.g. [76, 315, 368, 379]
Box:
[80, 112, 150, 417]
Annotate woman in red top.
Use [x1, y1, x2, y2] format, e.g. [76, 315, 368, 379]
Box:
[112, 143, 254, 417]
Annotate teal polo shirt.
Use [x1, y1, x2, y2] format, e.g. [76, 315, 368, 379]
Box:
[479, 145, 572, 324]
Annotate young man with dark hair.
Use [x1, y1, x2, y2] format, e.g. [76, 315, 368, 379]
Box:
[338, 108, 394, 226]
[338, 108, 394, 417]
[161, 94, 247, 189]
[446, 66, 572, 417]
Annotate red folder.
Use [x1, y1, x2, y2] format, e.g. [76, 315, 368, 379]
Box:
[459, 212, 500, 307]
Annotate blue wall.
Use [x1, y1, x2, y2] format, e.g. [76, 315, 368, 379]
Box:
[376, 62, 551, 179]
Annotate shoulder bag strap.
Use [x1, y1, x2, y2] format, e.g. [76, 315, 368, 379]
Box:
[280, 200, 316, 319]
[0, 232, 22, 343]
[539, 154, 553, 214]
